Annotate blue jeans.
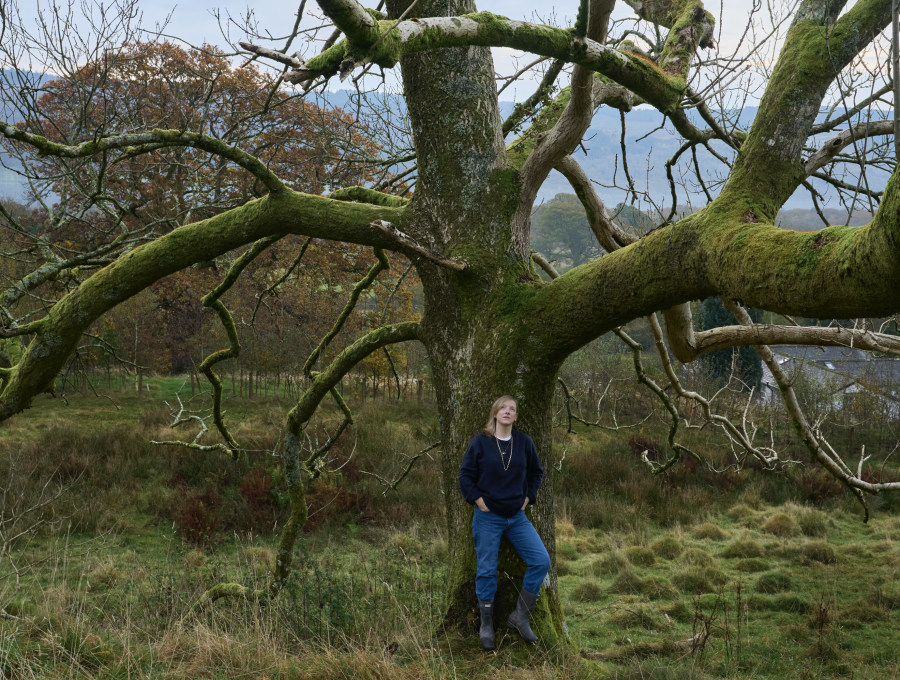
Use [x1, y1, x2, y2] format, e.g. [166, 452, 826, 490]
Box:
[472, 508, 550, 602]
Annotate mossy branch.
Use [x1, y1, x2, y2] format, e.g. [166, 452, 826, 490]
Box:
[0, 318, 46, 339]
[271, 431, 307, 596]
[625, 1, 715, 78]
[0, 124, 288, 195]
[274, 12, 686, 113]
[526, 162, 900, 359]
[203, 234, 287, 306]
[315, 0, 380, 45]
[175, 234, 293, 458]
[331, 186, 409, 207]
[303, 248, 390, 377]
[721, 0, 892, 216]
[501, 59, 565, 137]
[0, 192, 403, 423]
[268, 322, 416, 599]
[197, 300, 242, 457]
[304, 387, 353, 476]
[290, 321, 419, 430]
[182, 579, 267, 623]
[507, 73, 636, 202]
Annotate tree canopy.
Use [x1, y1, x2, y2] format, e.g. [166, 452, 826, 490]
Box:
[532, 193, 599, 271]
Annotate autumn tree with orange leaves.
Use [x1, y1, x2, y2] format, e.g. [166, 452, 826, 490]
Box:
[1, 38, 411, 394]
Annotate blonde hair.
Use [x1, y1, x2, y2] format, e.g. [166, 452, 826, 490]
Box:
[482, 395, 518, 437]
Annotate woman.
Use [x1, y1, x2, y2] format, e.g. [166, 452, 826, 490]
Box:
[458, 395, 550, 651]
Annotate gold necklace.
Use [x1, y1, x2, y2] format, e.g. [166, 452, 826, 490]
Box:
[496, 434, 513, 471]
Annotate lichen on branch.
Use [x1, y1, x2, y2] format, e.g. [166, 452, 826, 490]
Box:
[285, 11, 686, 113]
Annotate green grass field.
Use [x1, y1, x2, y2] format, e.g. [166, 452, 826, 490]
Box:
[1, 383, 899, 678]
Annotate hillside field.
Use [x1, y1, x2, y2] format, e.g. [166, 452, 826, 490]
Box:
[1, 383, 899, 679]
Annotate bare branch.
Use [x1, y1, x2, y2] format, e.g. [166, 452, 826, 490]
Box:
[238, 41, 306, 68]
[0, 125, 287, 194]
[661, 304, 900, 363]
[805, 120, 895, 175]
[361, 441, 441, 494]
[531, 251, 560, 279]
[555, 154, 638, 252]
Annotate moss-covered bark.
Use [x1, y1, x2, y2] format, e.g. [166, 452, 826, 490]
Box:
[271, 321, 419, 595]
[520, 166, 900, 358]
[626, 1, 715, 78]
[381, 0, 571, 644]
[300, 10, 685, 113]
[330, 186, 409, 207]
[722, 0, 891, 219]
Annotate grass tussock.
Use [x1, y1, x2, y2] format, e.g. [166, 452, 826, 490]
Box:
[678, 548, 714, 568]
[671, 570, 715, 595]
[721, 539, 764, 559]
[798, 507, 829, 537]
[692, 523, 727, 541]
[609, 606, 669, 631]
[625, 546, 656, 566]
[755, 571, 793, 594]
[650, 537, 682, 560]
[571, 582, 605, 602]
[762, 513, 800, 537]
[733, 558, 770, 573]
[800, 541, 837, 565]
[592, 551, 630, 577]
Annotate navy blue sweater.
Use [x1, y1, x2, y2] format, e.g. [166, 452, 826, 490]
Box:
[458, 431, 543, 518]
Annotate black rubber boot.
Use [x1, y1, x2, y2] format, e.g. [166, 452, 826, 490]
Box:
[478, 600, 496, 650]
[507, 589, 539, 644]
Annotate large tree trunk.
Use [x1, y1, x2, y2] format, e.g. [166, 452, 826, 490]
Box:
[426, 335, 567, 644]
[387, 0, 568, 643]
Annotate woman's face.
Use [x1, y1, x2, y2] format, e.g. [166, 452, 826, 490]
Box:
[496, 400, 518, 426]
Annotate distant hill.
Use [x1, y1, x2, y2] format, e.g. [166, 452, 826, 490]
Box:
[0, 162, 22, 199]
[775, 208, 872, 230]
[619, 204, 872, 232]
[0, 70, 49, 199]
[0, 79, 887, 214]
